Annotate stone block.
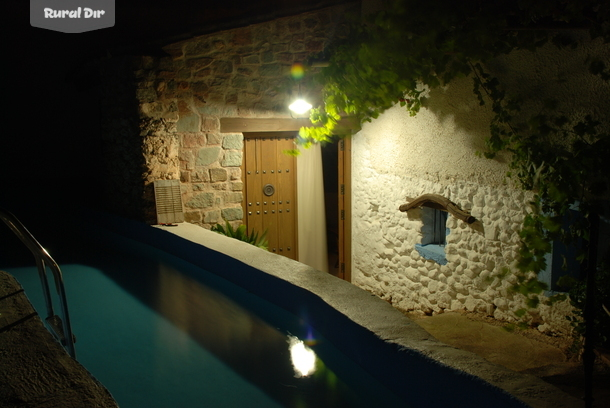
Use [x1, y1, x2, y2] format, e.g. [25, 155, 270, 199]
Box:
[201, 118, 219, 132]
[464, 297, 479, 312]
[231, 181, 243, 191]
[222, 151, 242, 167]
[212, 183, 228, 190]
[182, 133, 206, 148]
[210, 168, 228, 182]
[259, 63, 282, 77]
[404, 267, 419, 282]
[222, 207, 243, 221]
[237, 67, 254, 76]
[242, 54, 260, 64]
[305, 39, 324, 52]
[212, 60, 234, 75]
[222, 134, 244, 150]
[186, 57, 214, 71]
[204, 210, 221, 223]
[192, 171, 210, 183]
[176, 114, 200, 132]
[186, 192, 214, 208]
[184, 211, 202, 223]
[290, 41, 305, 53]
[231, 76, 249, 89]
[207, 133, 223, 145]
[196, 147, 221, 166]
[493, 298, 508, 311]
[192, 81, 209, 95]
[225, 192, 243, 203]
[194, 68, 212, 78]
[261, 51, 275, 63]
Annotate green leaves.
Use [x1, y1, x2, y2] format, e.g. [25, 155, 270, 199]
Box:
[211, 221, 269, 250]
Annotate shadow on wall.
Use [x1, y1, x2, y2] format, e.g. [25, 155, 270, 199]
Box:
[424, 34, 610, 166]
[422, 76, 509, 164]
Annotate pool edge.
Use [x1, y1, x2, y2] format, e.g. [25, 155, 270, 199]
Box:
[94, 212, 581, 408]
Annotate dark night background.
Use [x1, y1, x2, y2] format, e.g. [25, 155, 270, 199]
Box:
[2, 1, 348, 213]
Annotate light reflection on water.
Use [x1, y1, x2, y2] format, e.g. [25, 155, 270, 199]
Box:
[288, 335, 317, 378]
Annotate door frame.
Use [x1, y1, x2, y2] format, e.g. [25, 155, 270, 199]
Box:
[221, 117, 356, 280]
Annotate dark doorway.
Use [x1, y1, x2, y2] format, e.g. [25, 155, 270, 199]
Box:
[322, 141, 340, 276]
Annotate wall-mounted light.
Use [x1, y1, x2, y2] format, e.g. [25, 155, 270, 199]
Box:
[289, 98, 312, 115]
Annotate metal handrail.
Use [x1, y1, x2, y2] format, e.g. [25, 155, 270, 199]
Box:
[0, 208, 76, 358]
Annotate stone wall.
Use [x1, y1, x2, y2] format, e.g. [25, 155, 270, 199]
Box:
[351, 36, 610, 335]
[99, 4, 354, 225]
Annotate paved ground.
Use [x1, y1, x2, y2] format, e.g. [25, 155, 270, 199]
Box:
[0, 271, 119, 408]
[407, 311, 610, 407]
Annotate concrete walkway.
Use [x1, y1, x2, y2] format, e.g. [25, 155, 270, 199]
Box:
[408, 311, 610, 406]
[409, 312, 567, 372]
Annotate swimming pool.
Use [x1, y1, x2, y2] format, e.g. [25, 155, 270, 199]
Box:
[4, 221, 407, 407]
[1, 208, 529, 408]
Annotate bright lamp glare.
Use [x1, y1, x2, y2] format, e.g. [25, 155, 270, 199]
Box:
[288, 335, 317, 377]
[289, 99, 312, 114]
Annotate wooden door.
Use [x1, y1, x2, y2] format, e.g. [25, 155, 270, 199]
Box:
[243, 134, 298, 260]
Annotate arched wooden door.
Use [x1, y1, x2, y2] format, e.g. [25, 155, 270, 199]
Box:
[242, 133, 298, 260]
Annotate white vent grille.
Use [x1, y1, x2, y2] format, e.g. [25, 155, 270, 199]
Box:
[154, 180, 184, 224]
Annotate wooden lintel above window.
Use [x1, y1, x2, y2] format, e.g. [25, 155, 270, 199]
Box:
[400, 193, 476, 224]
[220, 117, 359, 134]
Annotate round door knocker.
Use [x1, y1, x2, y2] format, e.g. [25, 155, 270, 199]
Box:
[263, 184, 275, 196]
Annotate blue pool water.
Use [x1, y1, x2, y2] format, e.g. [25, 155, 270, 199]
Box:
[3, 219, 405, 408]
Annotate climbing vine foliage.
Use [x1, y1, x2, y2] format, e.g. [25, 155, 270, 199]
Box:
[302, 0, 610, 328]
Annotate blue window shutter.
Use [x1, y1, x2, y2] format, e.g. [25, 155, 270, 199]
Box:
[421, 207, 448, 245]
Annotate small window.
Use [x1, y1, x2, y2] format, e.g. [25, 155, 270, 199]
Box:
[415, 207, 448, 265]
